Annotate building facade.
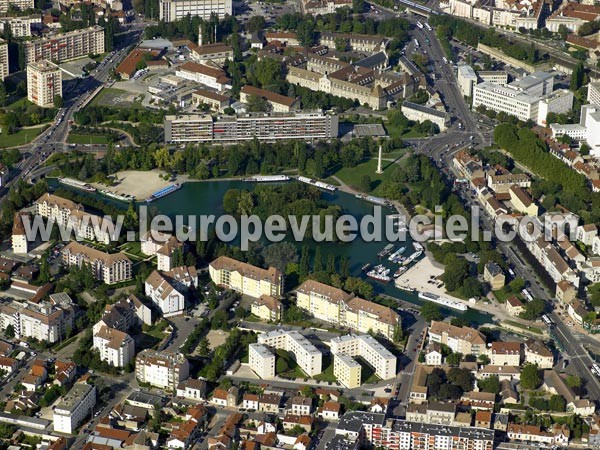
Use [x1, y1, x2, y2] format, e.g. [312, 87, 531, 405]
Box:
[257, 330, 322, 376]
[209, 256, 283, 298]
[53, 383, 97, 434]
[62, 242, 132, 284]
[27, 60, 62, 108]
[159, 0, 232, 21]
[23, 26, 105, 64]
[135, 350, 190, 390]
[248, 343, 276, 379]
[93, 326, 135, 368]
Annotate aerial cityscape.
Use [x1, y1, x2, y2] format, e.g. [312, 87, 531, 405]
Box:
[0, 0, 599, 447]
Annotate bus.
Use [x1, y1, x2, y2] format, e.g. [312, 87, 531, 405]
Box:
[542, 315, 553, 327]
[425, 23, 432, 31]
[521, 289, 533, 302]
[414, 39, 419, 48]
[591, 363, 600, 377]
[416, 21, 424, 29]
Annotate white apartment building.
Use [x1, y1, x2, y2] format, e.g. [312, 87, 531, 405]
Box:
[333, 352, 362, 389]
[145, 270, 185, 317]
[550, 104, 600, 157]
[401, 101, 449, 131]
[27, 60, 62, 108]
[473, 71, 571, 125]
[159, 0, 232, 21]
[457, 65, 478, 98]
[136, 349, 189, 390]
[0, 297, 75, 344]
[62, 242, 132, 284]
[0, 39, 9, 81]
[330, 334, 397, 383]
[0, 16, 41, 37]
[0, 0, 33, 12]
[93, 325, 135, 368]
[175, 62, 231, 90]
[248, 343, 276, 379]
[588, 82, 600, 105]
[53, 383, 97, 434]
[23, 26, 105, 64]
[257, 330, 322, 377]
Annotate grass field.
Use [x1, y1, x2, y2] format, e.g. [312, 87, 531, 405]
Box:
[313, 356, 337, 383]
[504, 320, 543, 335]
[493, 287, 524, 304]
[91, 87, 141, 108]
[0, 125, 48, 148]
[333, 158, 397, 195]
[67, 133, 112, 144]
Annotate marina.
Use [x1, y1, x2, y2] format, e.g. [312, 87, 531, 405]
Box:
[145, 183, 182, 203]
[58, 177, 96, 193]
[296, 176, 337, 192]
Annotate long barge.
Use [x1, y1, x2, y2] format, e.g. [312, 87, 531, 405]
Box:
[58, 177, 96, 192]
[145, 183, 181, 203]
[296, 176, 337, 192]
[418, 291, 468, 311]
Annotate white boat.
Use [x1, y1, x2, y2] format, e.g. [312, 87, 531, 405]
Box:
[100, 189, 136, 202]
[58, 177, 96, 192]
[297, 176, 337, 192]
[388, 247, 406, 262]
[146, 183, 181, 202]
[413, 242, 424, 252]
[402, 250, 423, 266]
[393, 267, 408, 278]
[367, 268, 392, 283]
[243, 175, 291, 182]
[418, 291, 468, 311]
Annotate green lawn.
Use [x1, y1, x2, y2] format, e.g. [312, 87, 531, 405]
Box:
[333, 158, 397, 196]
[6, 97, 31, 111]
[313, 356, 337, 383]
[493, 287, 523, 304]
[356, 356, 381, 384]
[276, 349, 308, 379]
[67, 133, 112, 144]
[0, 125, 49, 148]
[145, 319, 169, 339]
[503, 320, 543, 335]
[120, 242, 145, 261]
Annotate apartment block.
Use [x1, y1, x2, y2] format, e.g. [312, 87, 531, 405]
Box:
[295, 280, 400, 341]
[94, 295, 152, 334]
[209, 256, 283, 298]
[0, 296, 75, 344]
[53, 383, 97, 434]
[0, 39, 8, 81]
[0, 0, 33, 13]
[489, 341, 521, 366]
[257, 330, 322, 376]
[524, 339, 553, 369]
[93, 326, 135, 368]
[250, 295, 283, 322]
[175, 61, 231, 91]
[159, 0, 232, 21]
[145, 270, 185, 318]
[428, 321, 486, 356]
[27, 60, 62, 108]
[189, 42, 233, 64]
[62, 242, 132, 284]
[23, 26, 105, 64]
[135, 349, 189, 390]
[248, 343, 276, 379]
[333, 352, 362, 389]
[401, 101, 449, 131]
[0, 16, 41, 37]
[588, 82, 600, 105]
[164, 111, 339, 144]
[330, 334, 396, 386]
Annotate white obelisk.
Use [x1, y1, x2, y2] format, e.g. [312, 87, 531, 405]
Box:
[376, 144, 383, 174]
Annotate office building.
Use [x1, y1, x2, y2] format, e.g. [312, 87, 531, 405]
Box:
[175, 61, 231, 90]
[457, 65, 478, 97]
[164, 111, 339, 144]
[477, 71, 509, 85]
[23, 26, 105, 64]
[248, 343, 276, 379]
[159, 0, 232, 22]
[330, 334, 397, 387]
[295, 280, 400, 341]
[209, 256, 283, 298]
[135, 349, 189, 390]
[400, 101, 449, 131]
[473, 71, 572, 125]
[27, 60, 62, 108]
[189, 42, 233, 64]
[257, 330, 322, 377]
[0, 39, 8, 81]
[93, 326, 135, 368]
[550, 104, 600, 157]
[53, 383, 97, 434]
[62, 242, 132, 284]
[428, 321, 487, 356]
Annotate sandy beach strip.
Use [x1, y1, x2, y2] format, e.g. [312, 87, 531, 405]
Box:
[90, 170, 191, 200]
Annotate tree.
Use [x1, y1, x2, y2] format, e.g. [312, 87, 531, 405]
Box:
[478, 354, 490, 365]
[262, 242, 298, 273]
[296, 19, 316, 47]
[420, 302, 442, 321]
[447, 367, 474, 392]
[352, 0, 364, 12]
[247, 94, 269, 112]
[4, 324, 14, 339]
[520, 298, 545, 320]
[566, 374, 581, 389]
[446, 352, 463, 366]
[520, 364, 542, 390]
[358, 175, 372, 192]
[276, 355, 289, 373]
[478, 375, 501, 394]
[247, 16, 266, 33]
[313, 246, 323, 272]
[548, 394, 566, 412]
[197, 338, 210, 355]
[571, 63, 584, 92]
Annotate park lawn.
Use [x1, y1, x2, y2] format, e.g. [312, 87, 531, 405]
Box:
[493, 287, 524, 304]
[313, 356, 337, 383]
[333, 158, 396, 195]
[120, 242, 144, 260]
[145, 319, 169, 340]
[503, 320, 543, 335]
[0, 125, 49, 148]
[67, 133, 112, 144]
[6, 96, 31, 111]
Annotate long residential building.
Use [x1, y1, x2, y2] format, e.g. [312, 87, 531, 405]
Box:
[0, 295, 75, 344]
[335, 413, 495, 450]
[257, 329, 322, 377]
[164, 111, 339, 144]
[427, 321, 487, 356]
[135, 350, 189, 390]
[209, 256, 283, 299]
[53, 383, 97, 434]
[159, 0, 232, 21]
[330, 334, 396, 388]
[0, 39, 8, 80]
[23, 26, 105, 64]
[0, 0, 34, 14]
[295, 280, 400, 341]
[62, 242, 132, 284]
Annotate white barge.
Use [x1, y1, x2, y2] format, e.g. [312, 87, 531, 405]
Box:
[58, 177, 96, 192]
[418, 291, 468, 311]
[243, 175, 291, 182]
[297, 176, 337, 192]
